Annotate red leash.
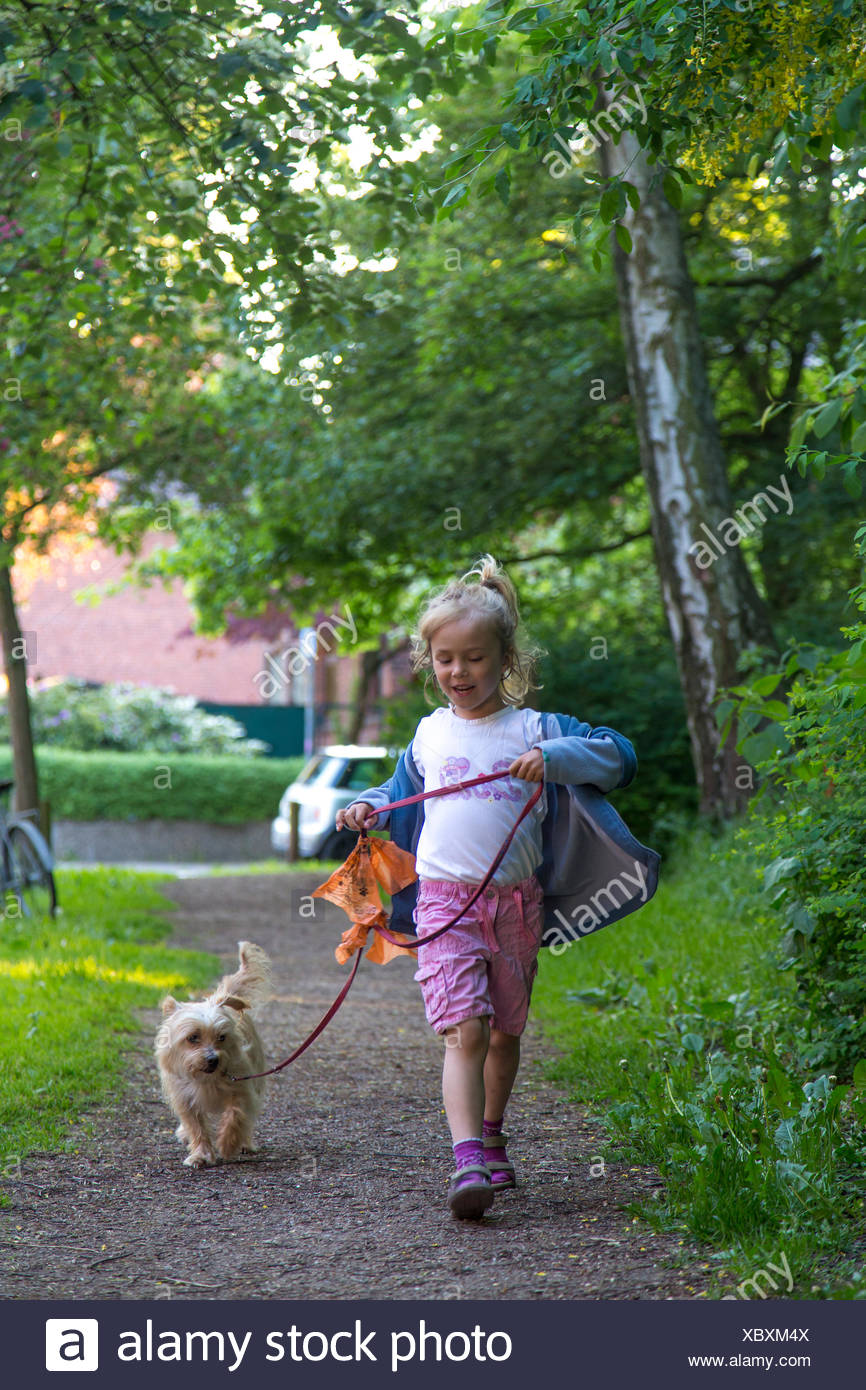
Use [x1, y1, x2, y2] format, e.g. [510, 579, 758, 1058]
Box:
[232, 769, 543, 1080]
[233, 948, 363, 1080]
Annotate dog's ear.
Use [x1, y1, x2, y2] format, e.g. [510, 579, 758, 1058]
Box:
[223, 995, 249, 1012]
[161, 996, 179, 1017]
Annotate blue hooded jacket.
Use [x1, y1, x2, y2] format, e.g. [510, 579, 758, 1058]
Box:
[347, 711, 661, 952]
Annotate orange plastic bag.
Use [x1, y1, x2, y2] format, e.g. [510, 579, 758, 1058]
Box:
[311, 835, 419, 964]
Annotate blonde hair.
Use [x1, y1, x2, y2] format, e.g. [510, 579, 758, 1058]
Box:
[410, 553, 545, 707]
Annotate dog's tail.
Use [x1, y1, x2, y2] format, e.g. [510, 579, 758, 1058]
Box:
[211, 940, 273, 1010]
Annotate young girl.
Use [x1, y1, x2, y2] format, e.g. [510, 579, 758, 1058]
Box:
[336, 554, 656, 1221]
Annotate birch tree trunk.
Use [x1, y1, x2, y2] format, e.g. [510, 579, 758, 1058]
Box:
[597, 114, 778, 818]
[0, 563, 39, 814]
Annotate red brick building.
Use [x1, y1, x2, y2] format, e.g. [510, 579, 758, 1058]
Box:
[17, 531, 412, 752]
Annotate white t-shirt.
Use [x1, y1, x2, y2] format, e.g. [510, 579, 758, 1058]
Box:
[410, 704, 547, 886]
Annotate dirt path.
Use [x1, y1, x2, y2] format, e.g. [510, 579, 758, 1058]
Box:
[1, 874, 712, 1301]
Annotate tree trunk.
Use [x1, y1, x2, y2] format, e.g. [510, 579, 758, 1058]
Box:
[597, 114, 778, 818]
[346, 638, 410, 744]
[345, 649, 380, 745]
[0, 563, 39, 813]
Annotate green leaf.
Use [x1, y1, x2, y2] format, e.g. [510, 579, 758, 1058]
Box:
[752, 672, 783, 696]
[641, 32, 656, 62]
[760, 700, 791, 721]
[741, 724, 789, 765]
[494, 167, 511, 205]
[663, 172, 682, 208]
[681, 1032, 704, 1053]
[600, 185, 621, 223]
[812, 398, 843, 438]
[788, 411, 810, 451]
[500, 121, 522, 148]
[764, 856, 800, 890]
[853, 1059, 866, 1092]
[770, 137, 789, 182]
[615, 222, 633, 253]
[440, 182, 469, 208]
[850, 418, 866, 452]
[766, 1066, 794, 1110]
[842, 459, 863, 496]
[834, 83, 864, 131]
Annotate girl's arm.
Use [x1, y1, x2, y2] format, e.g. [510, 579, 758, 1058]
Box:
[531, 720, 635, 793]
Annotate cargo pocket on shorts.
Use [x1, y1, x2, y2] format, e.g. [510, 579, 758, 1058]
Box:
[413, 959, 449, 1029]
[520, 880, 545, 948]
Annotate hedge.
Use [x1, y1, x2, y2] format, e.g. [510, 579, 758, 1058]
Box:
[0, 748, 306, 824]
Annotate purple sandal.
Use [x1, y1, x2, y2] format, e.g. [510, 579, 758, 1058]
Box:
[448, 1162, 494, 1220]
[483, 1131, 517, 1190]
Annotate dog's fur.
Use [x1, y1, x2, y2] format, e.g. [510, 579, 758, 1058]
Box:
[155, 940, 271, 1167]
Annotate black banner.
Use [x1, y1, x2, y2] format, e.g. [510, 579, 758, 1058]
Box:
[3, 1297, 857, 1388]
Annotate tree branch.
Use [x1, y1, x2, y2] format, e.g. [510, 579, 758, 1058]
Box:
[500, 528, 652, 568]
[702, 251, 823, 292]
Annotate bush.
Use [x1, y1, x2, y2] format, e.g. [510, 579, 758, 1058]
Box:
[533, 820, 866, 1298]
[721, 522, 866, 1077]
[1, 678, 269, 755]
[0, 748, 305, 824]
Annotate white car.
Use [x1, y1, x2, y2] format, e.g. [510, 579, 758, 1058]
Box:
[271, 744, 397, 859]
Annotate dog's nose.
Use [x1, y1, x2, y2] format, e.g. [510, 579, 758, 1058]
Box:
[204, 1052, 219, 1072]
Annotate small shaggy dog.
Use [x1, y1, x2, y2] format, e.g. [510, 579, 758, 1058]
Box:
[155, 940, 272, 1167]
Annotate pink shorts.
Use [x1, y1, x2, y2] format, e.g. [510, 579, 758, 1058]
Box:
[411, 874, 545, 1036]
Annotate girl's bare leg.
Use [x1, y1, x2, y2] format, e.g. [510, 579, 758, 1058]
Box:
[483, 1027, 521, 1122]
[441, 1016, 489, 1141]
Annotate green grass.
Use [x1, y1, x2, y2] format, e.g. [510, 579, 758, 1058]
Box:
[0, 868, 218, 1196]
[534, 822, 783, 1103]
[532, 821, 866, 1300]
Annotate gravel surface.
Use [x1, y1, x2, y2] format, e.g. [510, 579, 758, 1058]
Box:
[0, 874, 713, 1301]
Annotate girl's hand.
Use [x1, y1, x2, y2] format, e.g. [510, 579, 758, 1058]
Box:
[508, 748, 545, 782]
[336, 802, 378, 832]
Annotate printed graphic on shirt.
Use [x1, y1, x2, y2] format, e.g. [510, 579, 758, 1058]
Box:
[437, 755, 523, 801]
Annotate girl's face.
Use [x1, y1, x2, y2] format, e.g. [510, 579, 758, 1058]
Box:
[430, 615, 508, 720]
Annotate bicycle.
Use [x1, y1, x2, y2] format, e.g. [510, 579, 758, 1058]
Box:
[0, 779, 57, 919]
